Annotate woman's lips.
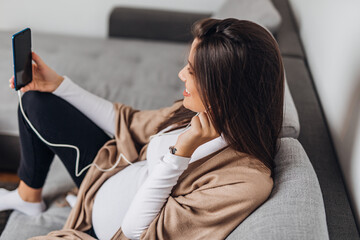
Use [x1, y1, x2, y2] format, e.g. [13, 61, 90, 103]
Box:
[183, 89, 190, 97]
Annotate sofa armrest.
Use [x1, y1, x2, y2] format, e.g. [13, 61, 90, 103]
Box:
[108, 7, 211, 42]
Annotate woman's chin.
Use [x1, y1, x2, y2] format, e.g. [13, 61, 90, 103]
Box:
[182, 100, 205, 113]
[182, 100, 194, 112]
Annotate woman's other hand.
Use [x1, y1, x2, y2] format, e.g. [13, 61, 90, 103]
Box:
[9, 51, 64, 93]
[173, 112, 220, 158]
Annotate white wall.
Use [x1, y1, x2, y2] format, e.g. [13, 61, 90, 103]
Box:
[289, 0, 360, 227]
[0, 0, 225, 38]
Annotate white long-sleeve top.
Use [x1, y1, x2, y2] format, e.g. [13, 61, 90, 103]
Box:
[53, 76, 228, 240]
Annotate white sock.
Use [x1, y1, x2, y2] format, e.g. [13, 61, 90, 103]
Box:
[65, 194, 77, 208]
[0, 188, 46, 216]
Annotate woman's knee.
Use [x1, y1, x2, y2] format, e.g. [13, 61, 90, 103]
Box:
[18, 91, 58, 120]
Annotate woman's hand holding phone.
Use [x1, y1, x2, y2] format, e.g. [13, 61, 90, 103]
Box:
[9, 52, 64, 93]
[173, 111, 220, 158]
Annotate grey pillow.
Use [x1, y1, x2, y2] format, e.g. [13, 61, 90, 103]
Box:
[227, 138, 329, 239]
[212, 0, 282, 34]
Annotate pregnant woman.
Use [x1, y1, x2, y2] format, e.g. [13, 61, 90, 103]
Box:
[2, 18, 284, 239]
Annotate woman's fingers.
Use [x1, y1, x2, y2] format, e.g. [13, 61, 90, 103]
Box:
[190, 114, 201, 134]
[20, 81, 34, 92]
[175, 111, 219, 157]
[191, 112, 219, 138]
[32, 62, 39, 80]
[21, 85, 29, 93]
[32, 52, 44, 69]
[32, 62, 38, 71]
[198, 112, 210, 129]
[198, 112, 219, 136]
[9, 76, 14, 89]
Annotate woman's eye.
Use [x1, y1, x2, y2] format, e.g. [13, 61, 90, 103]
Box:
[187, 68, 193, 75]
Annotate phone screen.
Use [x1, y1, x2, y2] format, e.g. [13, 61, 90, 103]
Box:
[12, 28, 32, 90]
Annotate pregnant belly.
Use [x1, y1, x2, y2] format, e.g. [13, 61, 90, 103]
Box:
[92, 160, 148, 240]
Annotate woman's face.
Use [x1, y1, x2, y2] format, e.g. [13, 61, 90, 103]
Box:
[178, 38, 206, 113]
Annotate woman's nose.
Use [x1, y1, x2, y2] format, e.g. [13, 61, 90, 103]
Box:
[178, 68, 186, 82]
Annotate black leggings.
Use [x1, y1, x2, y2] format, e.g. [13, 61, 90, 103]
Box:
[17, 91, 111, 238]
[17, 91, 111, 189]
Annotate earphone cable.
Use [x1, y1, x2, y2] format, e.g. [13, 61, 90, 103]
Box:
[17, 90, 133, 177]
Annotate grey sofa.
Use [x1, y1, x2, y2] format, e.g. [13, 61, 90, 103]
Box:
[0, 0, 358, 239]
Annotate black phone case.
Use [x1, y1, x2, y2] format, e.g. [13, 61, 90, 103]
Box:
[12, 28, 33, 91]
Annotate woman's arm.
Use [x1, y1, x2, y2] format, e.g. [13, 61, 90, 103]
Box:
[53, 76, 115, 137]
[139, 171, 274, 240]
[121, 151, 191, 239]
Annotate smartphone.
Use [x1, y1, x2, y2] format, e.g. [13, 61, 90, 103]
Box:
[12, 28, 32, 91]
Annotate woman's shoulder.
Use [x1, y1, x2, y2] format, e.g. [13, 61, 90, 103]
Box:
[178, 146, 273, 194]
[212, 146, 273, 177]
[204, 147, 274, 198]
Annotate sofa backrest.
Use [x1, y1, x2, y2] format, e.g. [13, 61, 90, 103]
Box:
[108, 7, 210, 42]
[226, 138, 329, 240]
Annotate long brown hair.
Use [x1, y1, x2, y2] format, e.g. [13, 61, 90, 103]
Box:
[156, 18, 284, 176]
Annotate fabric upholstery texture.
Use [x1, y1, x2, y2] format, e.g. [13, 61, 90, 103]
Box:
[212, 0, 282, 34]
[227, 138, 328, 240]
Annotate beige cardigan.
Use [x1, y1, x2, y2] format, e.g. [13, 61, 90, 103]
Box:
[30, 100, 273, 240]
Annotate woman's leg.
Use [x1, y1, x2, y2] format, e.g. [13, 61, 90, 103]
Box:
[17, 91, 112, 187]
[0, 91, 111, 215]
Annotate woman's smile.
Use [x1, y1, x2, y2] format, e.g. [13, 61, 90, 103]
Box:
[178, 38, 206, 112]
[183, 88, 191, 97]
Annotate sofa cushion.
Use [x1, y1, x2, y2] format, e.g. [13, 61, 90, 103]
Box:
[227, 138, 329, 239]
[212, 0, 282, 34]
